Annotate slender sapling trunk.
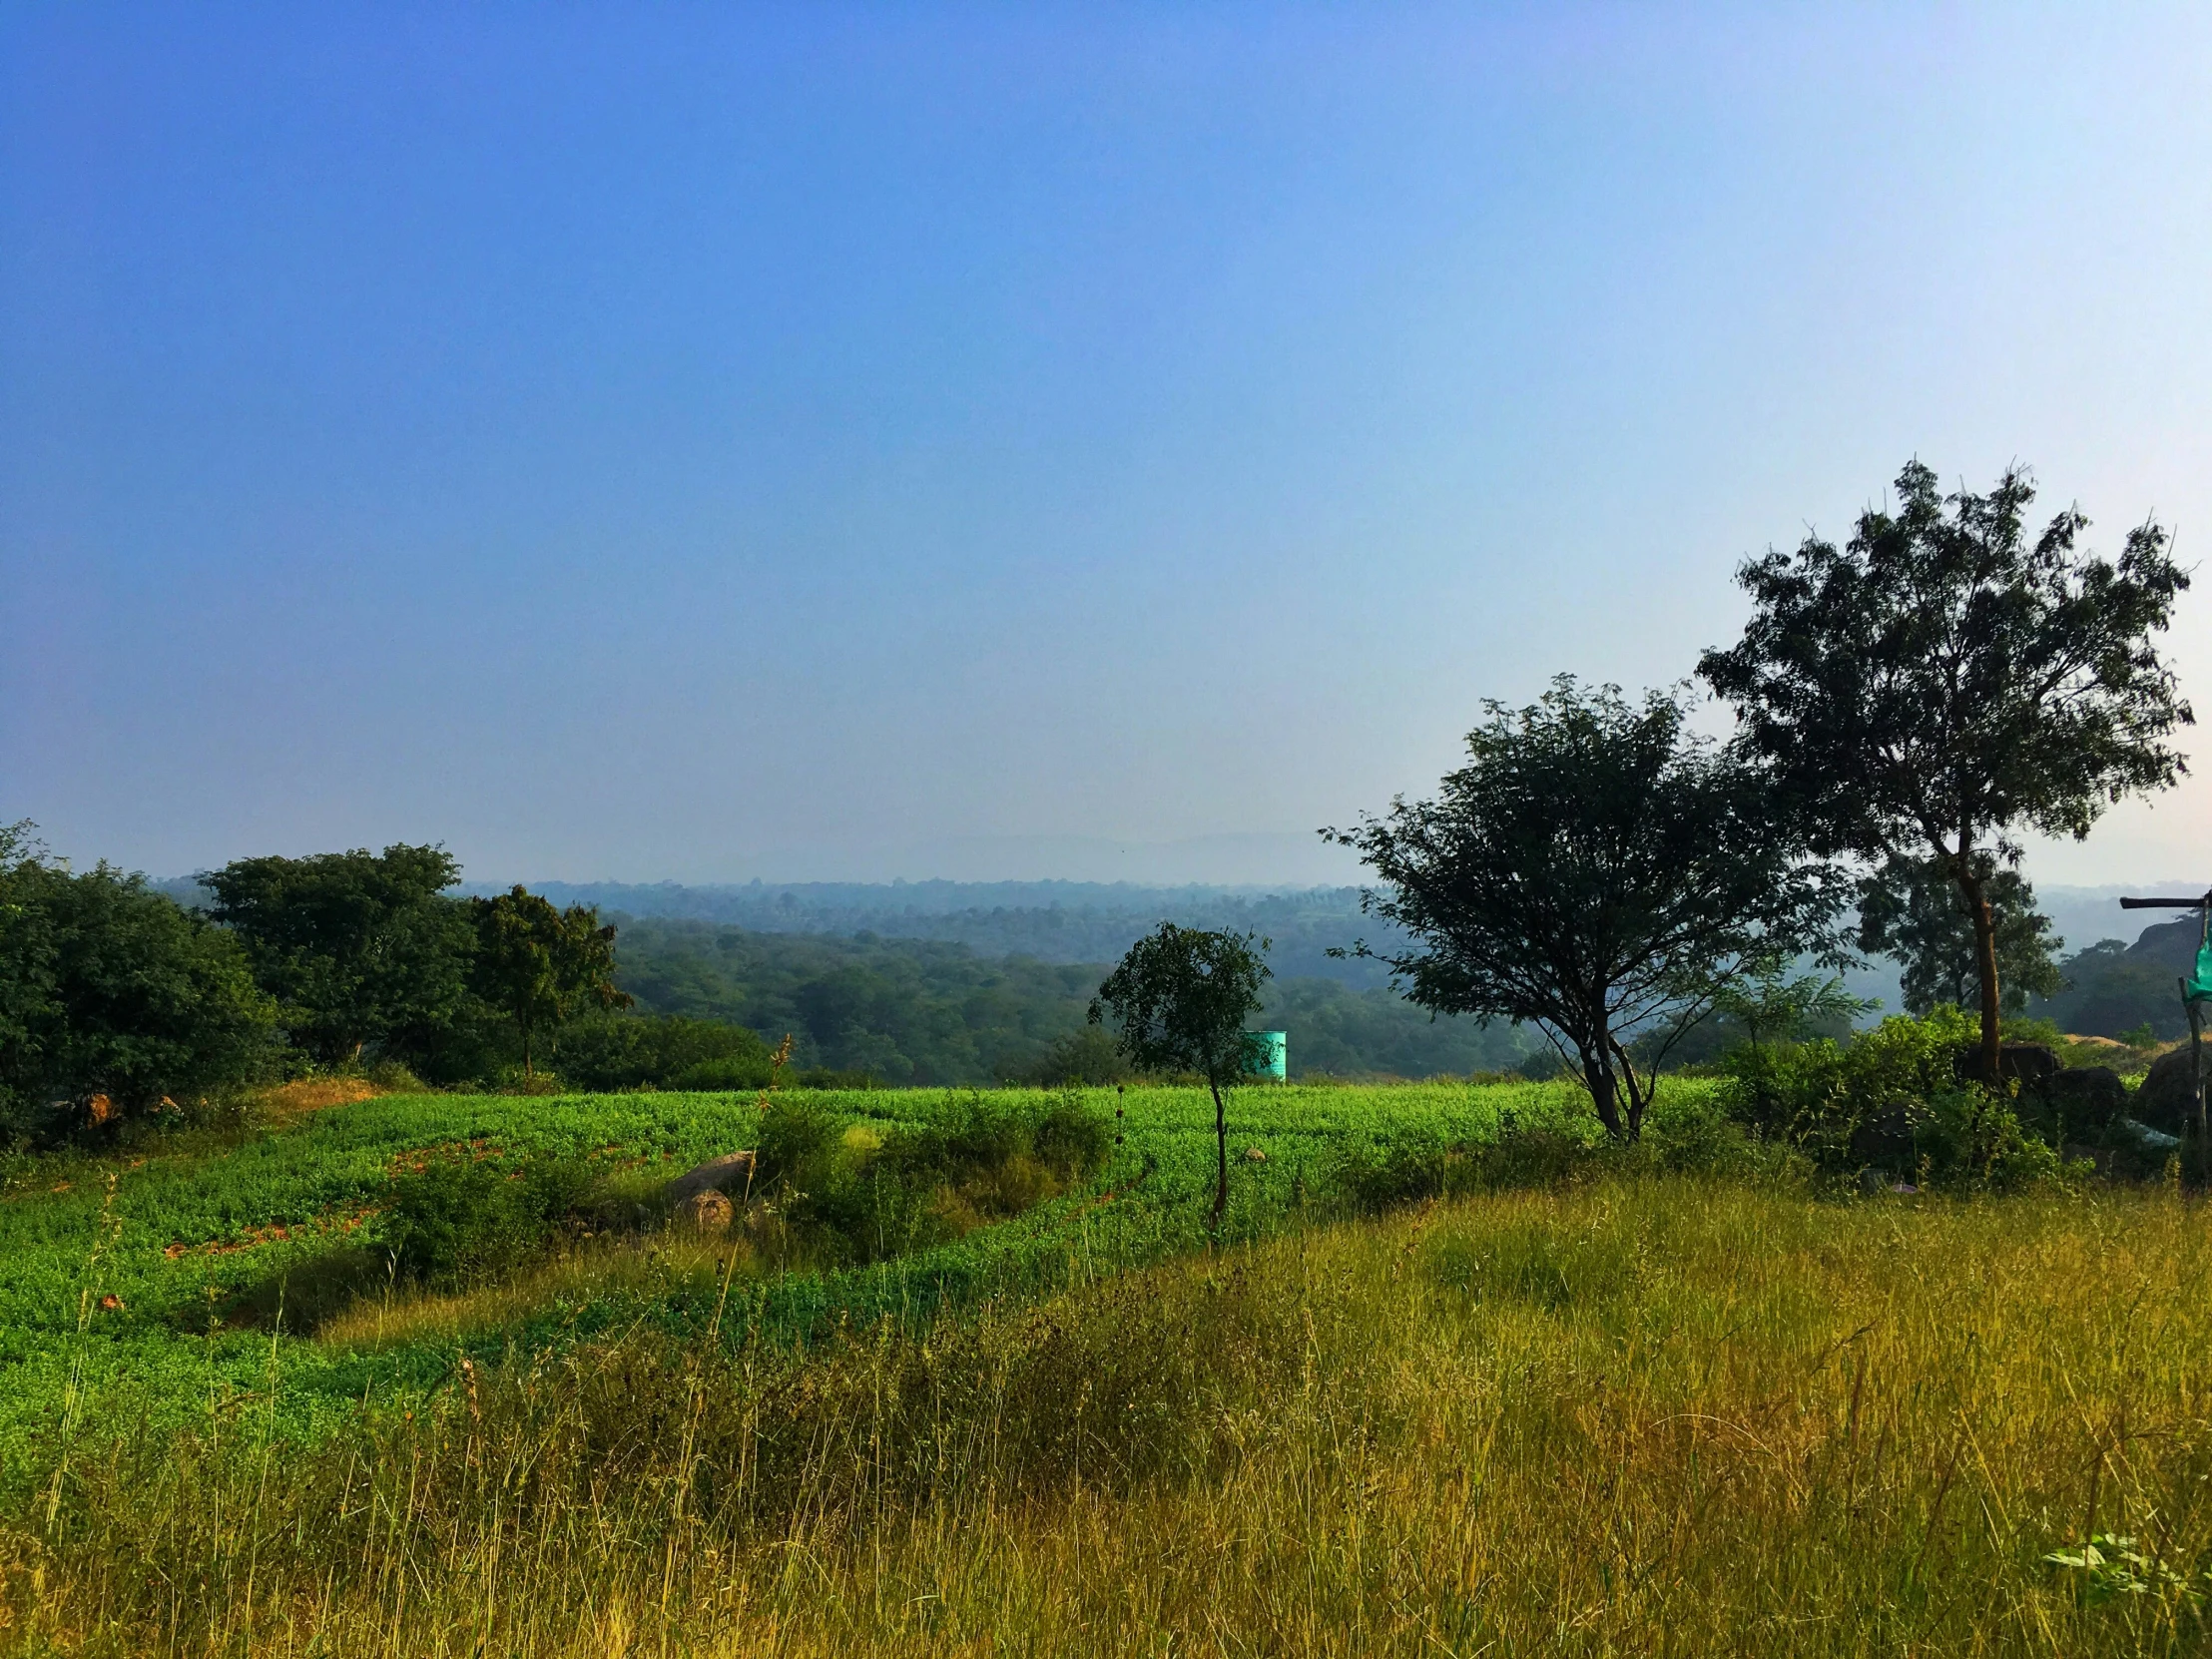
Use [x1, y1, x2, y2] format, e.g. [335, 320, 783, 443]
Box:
[1207, 1075, 1229, 1229]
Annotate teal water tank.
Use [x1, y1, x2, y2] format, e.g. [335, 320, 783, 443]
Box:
[1248, 1030, 1287, 1081]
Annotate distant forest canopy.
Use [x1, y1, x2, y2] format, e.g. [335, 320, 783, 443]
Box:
[464, 877, 2212, 1044]
[142, 870, 2210, 1061]
[604, 916, 1535, 1083]
[136, 867, 1533, 1086]
[470, 879, 1407, 987]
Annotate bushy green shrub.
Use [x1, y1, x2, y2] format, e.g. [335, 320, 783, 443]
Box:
[364, 1058, 426, 1091]
[1008, 1027, 1132, 1086]
[1718, 1008, 2066, 1189]
[1034, 1097, 1113, 1178]
[557, 1015, 771, 1092]
[1321, 1117, 1603, 1213]
[485, 1065, 569, 1096]
[1319, 1130, 1478, 1212]
[747, 1091, 1113, 1267]
[0, 830, 278, 1140]
[1635, 1094, 1786, 1180]
[755, 1095, 843, 1187]
[384, 1156, 596, 1283]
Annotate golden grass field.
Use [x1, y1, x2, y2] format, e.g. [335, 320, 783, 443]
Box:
[8, 1172, 2211, 1656]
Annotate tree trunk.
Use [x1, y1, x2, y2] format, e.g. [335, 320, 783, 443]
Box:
[1954, 860, 2003, 1084]
[1612, 1038, 1649, 1141]
[1580, 1025, 1627, 1141]
[1207, 1076, 1229, 1229]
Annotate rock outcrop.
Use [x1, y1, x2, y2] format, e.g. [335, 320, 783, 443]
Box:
[2133, 1046, 2207, 1136]
[667, 1150, 757, 1204]
[675, 1189, 734, 1234]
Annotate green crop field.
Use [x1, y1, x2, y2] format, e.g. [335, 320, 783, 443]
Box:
[5, 1080, 2210, 1656]
[0, 1080, 1605, 1471]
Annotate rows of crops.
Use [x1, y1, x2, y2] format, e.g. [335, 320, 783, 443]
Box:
[0, 1079, 1632, 1477]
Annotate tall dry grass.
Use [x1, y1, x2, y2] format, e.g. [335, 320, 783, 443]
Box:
[5, 1176, 2209, 1655]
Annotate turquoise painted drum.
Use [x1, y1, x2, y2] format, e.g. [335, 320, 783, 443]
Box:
[1248, 1030, 1288, 1081]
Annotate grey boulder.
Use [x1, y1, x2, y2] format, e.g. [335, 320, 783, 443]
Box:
[667, 1150, 758, 1204]
[2133, 1048, 2207, 1136]
[2040, 1066, 2128, 1132]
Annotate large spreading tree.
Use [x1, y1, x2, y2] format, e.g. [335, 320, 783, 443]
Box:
[1698, 461, 2192, 1079]
[203, 844, 474, 1067]
[1, 823, 276, 1134]
[1327, 679, 1849, 1141]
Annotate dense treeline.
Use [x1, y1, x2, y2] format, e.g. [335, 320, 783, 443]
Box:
[0, 835, 646, 1136]
[0, 825, 276, 1134]
[607, 915, 1531, 1084]
[6, 823, 2192, 1145]
[0, 829, 1534, 1138]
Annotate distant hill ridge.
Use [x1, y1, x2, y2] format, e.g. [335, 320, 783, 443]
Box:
[481, 879, 1397, 986]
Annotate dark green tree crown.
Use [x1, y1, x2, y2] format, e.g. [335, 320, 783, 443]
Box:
[1088, 923, 1272, 1085]
[1698, 459, 2193, 862]
[1329, 678, 1849, 1035]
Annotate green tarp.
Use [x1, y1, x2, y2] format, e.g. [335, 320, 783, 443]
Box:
[2190, 936, 2212, 1005]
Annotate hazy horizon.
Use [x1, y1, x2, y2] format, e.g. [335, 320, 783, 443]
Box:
[7, 5, 2210, 890]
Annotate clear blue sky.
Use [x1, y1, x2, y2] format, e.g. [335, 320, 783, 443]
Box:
[5, 3, 2208, 886]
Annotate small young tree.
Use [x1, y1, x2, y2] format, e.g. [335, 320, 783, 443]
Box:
[1705, 950, 1874, 1052]
[1699, 460, 2191, 1080]
[1327, 679, 1849, 1141]
[1856, 855, 2062, 1018]
[468, 886, 631, 1081]
[1089, 924, 1271, 1228]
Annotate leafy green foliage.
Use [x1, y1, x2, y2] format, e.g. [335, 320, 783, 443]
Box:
[1692, 952, 1873, 1054]
[551, 1013, 770, 1092]
[0, 826, 276, 1136]
[2039, 917, 2208, 1041]
[1319, 1121, 1592, 1212]
[2043, 1534, 2206, 1608]
[666, 1057, 776, 1091]
[203, 844, 473, 1068]
[1010, 1026, 1134, 1086]
[1329, 678, 1849, 1141]
[614, 916, 1530, 1083]
[1089, 926, 1272, 1087]
[1700, 459, 2193, 1072]
[1255, 978, 1536, 1077]
[748, 1090, 1113, 1266]
[384, 1155, 597, 1284]
[469, 887, 631, 1079]
[1859, 854, 2062, 1015]
[612, 919, 1109, 1084]
[1719, 1008, 2065, 1189]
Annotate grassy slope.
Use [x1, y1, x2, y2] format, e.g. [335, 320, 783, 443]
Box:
[0, 1080, 1600, 1469]
[8, 1175, 2209, 1655]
